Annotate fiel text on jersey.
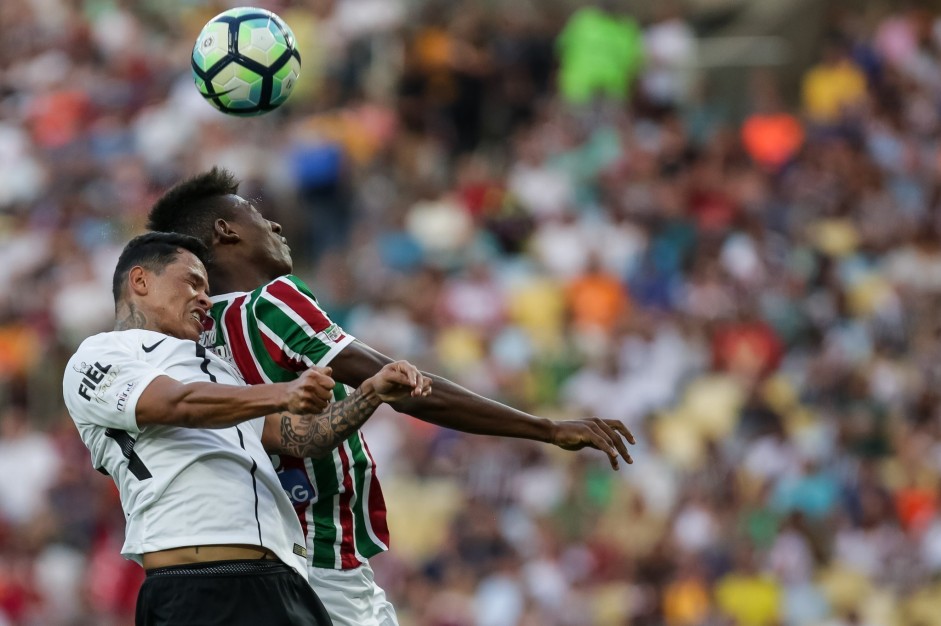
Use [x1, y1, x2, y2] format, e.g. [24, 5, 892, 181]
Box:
[75, 361, 117, 403]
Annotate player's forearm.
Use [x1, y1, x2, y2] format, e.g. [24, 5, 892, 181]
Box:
[389, 376, 556, 443]
[139, 379, 293, 428]
[273, 383, 382, 458]
[331, 342, 556, 442]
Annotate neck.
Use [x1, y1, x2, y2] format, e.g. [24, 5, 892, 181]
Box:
[115, 302, 153, 332]
[208, 262, 273, 295]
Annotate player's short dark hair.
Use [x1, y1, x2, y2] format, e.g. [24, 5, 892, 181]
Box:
[112, 232, 209, 305]
[146, 167, 241, 246]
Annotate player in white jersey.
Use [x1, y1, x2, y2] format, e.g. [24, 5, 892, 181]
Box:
[148, 168, 635, 626]
[62, 232, 430, 626]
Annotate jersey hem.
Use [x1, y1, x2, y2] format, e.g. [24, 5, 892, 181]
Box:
[309, 544, 387, 571]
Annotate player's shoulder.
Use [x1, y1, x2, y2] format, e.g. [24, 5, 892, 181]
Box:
[209, 290, 248, 307]
[73, 330, 140, 355]
[257, 274, 319, 303]
[64, 330, 145, 390]
[70, 329, 181, 360]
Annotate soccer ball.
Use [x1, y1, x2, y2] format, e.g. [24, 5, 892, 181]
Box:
[191, 7, 301, 116]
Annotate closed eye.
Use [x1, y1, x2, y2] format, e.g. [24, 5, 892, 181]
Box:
[186, 271, 210, 296]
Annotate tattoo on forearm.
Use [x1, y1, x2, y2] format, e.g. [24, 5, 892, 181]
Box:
[115, 304, 148, 331]
[279, 390, 379, 458]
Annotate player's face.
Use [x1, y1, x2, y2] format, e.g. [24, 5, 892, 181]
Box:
[145, 250, 212, 342]
[224, 195, 293, 279]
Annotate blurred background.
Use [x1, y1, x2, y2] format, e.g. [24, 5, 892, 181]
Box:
[3, 0, 941, 623]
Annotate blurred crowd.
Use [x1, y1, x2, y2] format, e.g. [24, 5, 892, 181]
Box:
[3, 0, 941, 624]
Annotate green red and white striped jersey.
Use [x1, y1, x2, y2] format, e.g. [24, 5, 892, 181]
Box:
[200, 274, 389, 570]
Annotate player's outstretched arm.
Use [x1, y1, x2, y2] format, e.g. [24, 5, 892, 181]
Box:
[261, 360, 431, 458]
[329, 342, 635, 470]
[136, 367, 335, 428]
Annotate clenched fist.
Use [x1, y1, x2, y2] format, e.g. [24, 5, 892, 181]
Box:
[362, 360, 431, 403]
[285, 366, 335, 414]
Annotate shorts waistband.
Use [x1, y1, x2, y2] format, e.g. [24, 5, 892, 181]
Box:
[146, 559, 288, 577]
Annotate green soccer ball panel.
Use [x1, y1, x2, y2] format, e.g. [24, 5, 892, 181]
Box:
[238, 18, 290, 67]
[270, 56, 301, 106]
[210, 63, 264, 109]
[192, 22, 230, 72]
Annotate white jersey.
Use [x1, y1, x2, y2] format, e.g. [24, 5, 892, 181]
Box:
[62, 329, 308, 578]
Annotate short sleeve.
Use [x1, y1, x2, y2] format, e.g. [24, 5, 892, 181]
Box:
[62, 339, 165, 434]
[252, 275, 355, 370]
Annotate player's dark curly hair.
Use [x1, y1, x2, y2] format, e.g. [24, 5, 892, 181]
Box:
[112, 232, 209, 305]
[147, 167, 241, 247]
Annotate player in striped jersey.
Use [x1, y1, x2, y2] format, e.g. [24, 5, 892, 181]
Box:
[148, 168, 635, 626]
[64, 232, 431, 626]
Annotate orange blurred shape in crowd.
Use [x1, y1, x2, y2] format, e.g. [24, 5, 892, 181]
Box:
[413, 28, 454, 71]
[0, 324, 40, 377]
[895, 487, 936, 533]
[741, 113, 805, 169]
[28, 90, 91, 148]
[565, 269, 630, 332]
[663, 577, 711, 625]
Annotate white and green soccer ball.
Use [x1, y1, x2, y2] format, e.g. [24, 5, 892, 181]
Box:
[191, 7, 301, 116]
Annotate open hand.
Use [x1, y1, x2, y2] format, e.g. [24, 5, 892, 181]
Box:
[285, 366, 335, 414]
[551, 418, 636, 470]
[368, 360, 432, 403]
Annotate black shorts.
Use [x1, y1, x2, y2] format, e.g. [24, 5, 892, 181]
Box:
[135, 559, 332, 626]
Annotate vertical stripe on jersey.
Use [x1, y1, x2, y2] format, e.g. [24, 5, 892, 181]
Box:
[309, 385, 346, 569]
[329, 384, 359, 569]
[350, 435, 382, 555]
[310, 453, 341, 569]
[336, 441, 360, 569]
[359, 438, 390, 551]
[244, 290, 281, 383]
[221, 295, 266, 385]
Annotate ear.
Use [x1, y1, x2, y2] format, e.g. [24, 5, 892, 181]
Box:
[214, 218, 241, 245]
[128, 266, 149, 297]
